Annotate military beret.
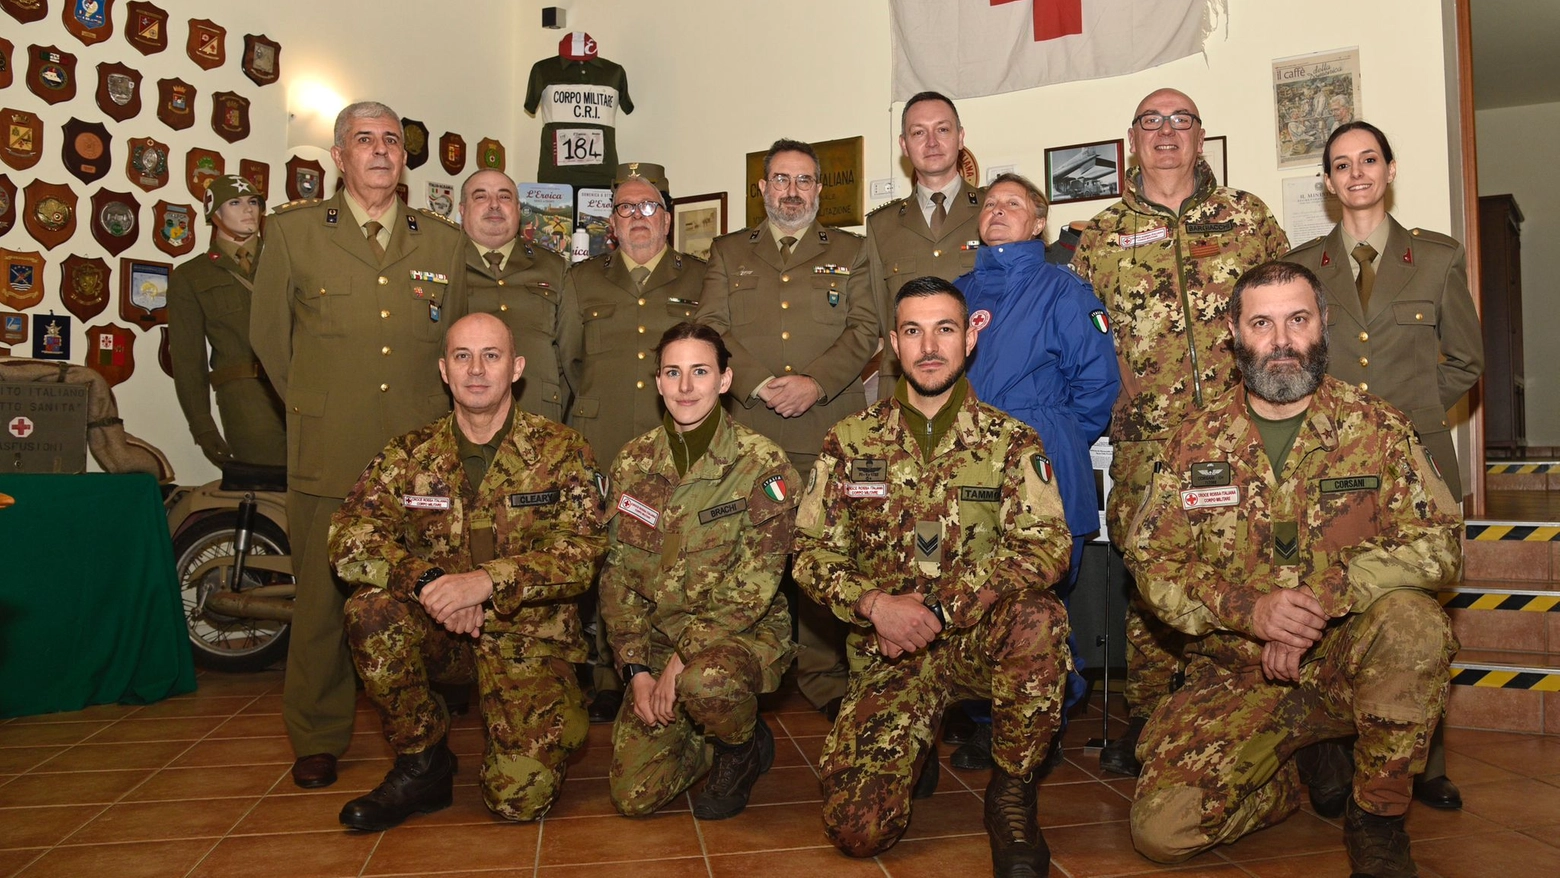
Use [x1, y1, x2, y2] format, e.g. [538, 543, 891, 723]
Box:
[203, 173, 264, 221]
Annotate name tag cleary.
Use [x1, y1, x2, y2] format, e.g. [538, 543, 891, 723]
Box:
[698, 498, 748, 525]
[1180, 486, 1240, 509]
[844, 482, 889, 498]
[959, 486, 1001, 503]
[1320, 476, 1381, 493]
[403, 494, 451, 510]
[509, 490, 561, 507]
[1119, 226, 1169, 247]
[617, 493, 660, 527]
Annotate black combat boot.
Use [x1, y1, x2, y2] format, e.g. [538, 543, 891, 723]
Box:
[953, 722, 995, 770]
[985, 766, 1049, 877]
[1296, 738, 1354, 818]
[1098, 716, 1146, 777]
[339, 740, 456, 831]
[913, 743, 940, 799]
[693, 716, 775, 820]
[1344, 798, 1417, 878]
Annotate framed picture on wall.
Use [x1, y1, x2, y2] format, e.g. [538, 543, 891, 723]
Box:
[672, 192, 726, 262]
[1044, 139, 1124, 205]
[1202, 136, 1227, 187]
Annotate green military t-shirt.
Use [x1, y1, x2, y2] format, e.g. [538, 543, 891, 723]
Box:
[1249, 402, 1307, 476]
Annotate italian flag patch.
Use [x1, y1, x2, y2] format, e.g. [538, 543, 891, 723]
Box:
[762, 474, 788, 502]
[1032, 454, 1053, 484]
[1089, 309, 1110, 334]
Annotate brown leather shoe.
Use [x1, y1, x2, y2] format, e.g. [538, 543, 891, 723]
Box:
[292, 753, 338, 789]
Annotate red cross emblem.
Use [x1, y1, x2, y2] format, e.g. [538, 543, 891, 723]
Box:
[8, 416, 35, 438]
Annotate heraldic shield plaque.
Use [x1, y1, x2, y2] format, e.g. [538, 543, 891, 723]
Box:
[96, 61, 143, 122]
[119, 256, 169, 328]
[60, 253, 111, 322]
[92, 189, 140, 256]
[23, 180, 77, 250]
[85, 322, 137, 387]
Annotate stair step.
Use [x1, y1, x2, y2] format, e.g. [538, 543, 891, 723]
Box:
[1462, 520, 1560, 583]
[1445, 651, 1560, 735]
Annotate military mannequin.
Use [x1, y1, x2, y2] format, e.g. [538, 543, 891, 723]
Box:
[251, 101, 470, 791]
[695, 138, 879, 716]
[167, 173, 285, 467]
[461, 168, 569, 422]
[865, 91, 983, 392]
[558, 162, 707, 722]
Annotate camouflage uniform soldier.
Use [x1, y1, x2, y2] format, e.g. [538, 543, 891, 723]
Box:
[1123, 263, 1459, 878]
[1072, 88, 1289, 775]
[329, 313, 607, 830]
[167, 173, 285, 467]
[599, 322, 797, 820]
[795, 278, 1073, 877]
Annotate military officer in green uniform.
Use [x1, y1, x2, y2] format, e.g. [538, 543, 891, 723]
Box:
[329, 313, 606, 830]
[1124, 262, 1459, 878]
[558, 162, 707, 721]
[251, 101, 470, 790]
[695, 138, 879, 715]
[460, 168, 569, 422]
[865, 91, 982, 392]
[168, 173, 286, 467]
[794, 277, 1073, 877]
[599, 322, 796, 821]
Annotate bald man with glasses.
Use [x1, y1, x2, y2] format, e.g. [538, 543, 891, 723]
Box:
[695, 138, 879, 717]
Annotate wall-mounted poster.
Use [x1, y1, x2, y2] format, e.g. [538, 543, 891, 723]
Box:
[672, 192, 726, 262]
[517, 182, 573, 255]
[1272, 47, 1360, 171]
[1202, 135, 1227, 187]
[1044, 139, 1124, 206]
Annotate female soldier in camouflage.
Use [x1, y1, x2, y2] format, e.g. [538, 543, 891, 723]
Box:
[598, 322, 799, 820]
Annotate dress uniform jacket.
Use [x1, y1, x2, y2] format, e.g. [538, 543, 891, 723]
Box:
[694, 222, 877, 463]
[865, 181, 983, 375]
[168, 238, 286, 466]
[1284, 217, 1483, 497]
[599, 410, 797, 679]
[1126, 376, 1462, 671]
[559, 248, 706, 463]
[251, 192, 470, 499]
[466, 239, 568, 422]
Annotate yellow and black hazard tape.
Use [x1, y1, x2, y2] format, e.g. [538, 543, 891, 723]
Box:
[1486, 461, 1560, 474]
[1450, 662, 1560, 691]
[1464, 520, 1560, 541]
[1439, 588, 1560, 612]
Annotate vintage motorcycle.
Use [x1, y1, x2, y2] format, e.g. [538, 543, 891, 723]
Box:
[165, 463, 295, 672]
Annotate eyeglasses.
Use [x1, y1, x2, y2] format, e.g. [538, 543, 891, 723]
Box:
[612, 201, 664, 218]
[1133, 112, 1201, 131]
[767, 173, 818, 191]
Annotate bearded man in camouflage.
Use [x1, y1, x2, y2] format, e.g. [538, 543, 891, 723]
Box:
[1124, 262, 1459, 878]
[794, 276, 1073, 878]
[329, 313, 607, 831]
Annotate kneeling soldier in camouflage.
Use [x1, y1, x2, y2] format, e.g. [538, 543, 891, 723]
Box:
[599, 322, 798, 819]
[329, 313, 607, 830]
[1124, 262, 1460, 877]
[794, 277, 1073, 877]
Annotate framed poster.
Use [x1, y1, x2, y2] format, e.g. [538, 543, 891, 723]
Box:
[672, 192, 727, 262]
[1272, 47, 1361, 170]
[1044, 139, 1124, 205]
[1202, 135, 1227, 187]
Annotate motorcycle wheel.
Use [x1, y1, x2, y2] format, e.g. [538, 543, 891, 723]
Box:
[174, 511, 293, 672]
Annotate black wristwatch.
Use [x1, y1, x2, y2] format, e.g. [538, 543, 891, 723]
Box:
[413, 566, 445, 598]
[621, 663, 652, 683]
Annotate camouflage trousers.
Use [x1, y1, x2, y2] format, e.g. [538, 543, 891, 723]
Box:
[344, 587, 589, 822]
[609, 637, 786, 816]
[822, 588, 1071, 857]
[1109, 439, 1189, 719]
[1131, 590, 1455, 864]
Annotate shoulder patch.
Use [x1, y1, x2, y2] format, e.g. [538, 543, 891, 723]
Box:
[1032, 454, 1053, 483]
[1088, 309, 1110, 333]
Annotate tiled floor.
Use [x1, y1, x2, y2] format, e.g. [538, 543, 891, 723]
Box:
[3, 671, 1560, 877]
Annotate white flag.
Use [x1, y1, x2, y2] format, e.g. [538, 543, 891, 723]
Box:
[891, 0, 1226, 101]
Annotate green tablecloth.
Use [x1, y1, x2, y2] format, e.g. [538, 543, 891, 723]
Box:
[0, 473, 196, 717]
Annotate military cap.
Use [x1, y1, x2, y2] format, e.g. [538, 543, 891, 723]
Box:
[203, 173, 264, 221]
[614, 161, 668, 192]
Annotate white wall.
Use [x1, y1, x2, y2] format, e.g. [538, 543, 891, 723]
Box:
[1, 0, 521, 482]
[1477, 101, 1560, 447]
[4, 0, 1461, 483]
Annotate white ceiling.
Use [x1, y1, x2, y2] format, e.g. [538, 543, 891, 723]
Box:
[1471, 0, 1560, 109]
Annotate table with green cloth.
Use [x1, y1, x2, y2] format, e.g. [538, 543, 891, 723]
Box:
[0, 473, 196, 717]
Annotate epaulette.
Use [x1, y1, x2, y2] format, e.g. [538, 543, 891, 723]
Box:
[712, 228, 749, 243]
[867, 198, 903, 218]
[416, 207, 462, 229]
[272, 198, 322, 213]
[674, 250, 707, 265]
[1407, 227, 1459, 248]
[825, 226, 864, 240]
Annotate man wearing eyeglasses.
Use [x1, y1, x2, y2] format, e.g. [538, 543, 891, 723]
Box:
[559, 162, 708, 722]
[1073, 88, 1289, 779]
[865, 91, 983, 396]
[696, 138, 878, 717]
[462, 169, 570, 423]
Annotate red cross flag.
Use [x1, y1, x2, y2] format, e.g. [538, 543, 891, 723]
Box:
[891, 0, 1223, 101]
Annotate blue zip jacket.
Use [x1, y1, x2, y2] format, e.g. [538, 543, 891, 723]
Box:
[956, 239, 1120, 537]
